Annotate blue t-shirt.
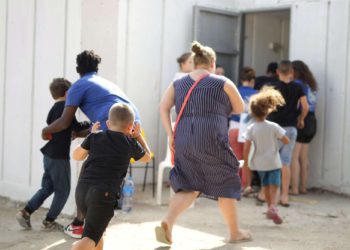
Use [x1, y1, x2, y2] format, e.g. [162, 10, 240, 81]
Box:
[294, 79, 317, 112]
[66, 72, 141, 131]
[230, 86, 257, 122]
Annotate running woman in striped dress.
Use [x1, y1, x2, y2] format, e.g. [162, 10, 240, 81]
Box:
[157, 41, 252, 245]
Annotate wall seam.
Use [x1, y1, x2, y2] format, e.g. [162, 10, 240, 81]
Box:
[251, 14, 256, 68]
[0, 0, 9, 181]
[156, 0, 166, 169]
[63, 0, 68, 76]
[123, 0, 130, 95]
[340, 0, 350, 185]
[28, 0, 38, 186]
[320, 1, 330, 181]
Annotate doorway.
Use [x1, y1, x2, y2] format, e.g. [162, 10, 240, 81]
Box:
[242, 10, 291, 76]
[193, 7, 291, 82]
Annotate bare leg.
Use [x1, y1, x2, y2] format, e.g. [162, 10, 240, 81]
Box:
[300, 143, 310, 193]
[269, 185, 278, 209]
[162, 191, 199, 242]
[71, 237, 103, 250]
[76, 209, 84, 222]
[258, 187, 266, 201]
[291, 143, 302, 195]
[243, 167, 252, 189]
[218, 198, 251, 242]
[264, 186, 271, 208]
[281, 165, 290, 204]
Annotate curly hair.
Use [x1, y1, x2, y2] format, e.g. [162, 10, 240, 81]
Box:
[76, 50, 101, 75]
[249, 86, 285, 119]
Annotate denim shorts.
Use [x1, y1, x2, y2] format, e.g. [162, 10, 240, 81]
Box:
[258, 169, 281, 187]
[279, 126, 297, 166]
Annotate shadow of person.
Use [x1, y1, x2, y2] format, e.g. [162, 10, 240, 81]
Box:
[154, 247, 171, 250]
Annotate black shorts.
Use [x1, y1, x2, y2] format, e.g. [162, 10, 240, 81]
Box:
[75, 182, 117, 246]
[297, 112, 317, 143]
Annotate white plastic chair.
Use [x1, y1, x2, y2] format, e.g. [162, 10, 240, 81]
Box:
[156, 138, 174, 205]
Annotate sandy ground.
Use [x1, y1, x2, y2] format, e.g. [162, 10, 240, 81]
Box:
[0, 186, 349, 250]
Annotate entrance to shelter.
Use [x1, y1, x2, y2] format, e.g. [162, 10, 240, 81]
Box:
[242, 10, 291, 76]
[193, 6, 290, 81]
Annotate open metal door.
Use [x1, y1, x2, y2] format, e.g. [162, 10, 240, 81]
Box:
[193, 6, 242, 83]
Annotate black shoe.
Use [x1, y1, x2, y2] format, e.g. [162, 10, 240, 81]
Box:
[16, 210, 32, 229]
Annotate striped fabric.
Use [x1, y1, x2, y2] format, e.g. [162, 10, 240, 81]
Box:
[170, 74, 241, 200]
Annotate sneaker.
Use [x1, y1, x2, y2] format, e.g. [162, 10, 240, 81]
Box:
[16, 210, 31, 229]
[64, 223, 84, 239]
[41, 220, 64, 231]
[267, 208, 283, 224]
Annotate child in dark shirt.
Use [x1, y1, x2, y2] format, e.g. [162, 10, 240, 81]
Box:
[267, 61, 309, 206]
[16, 78, 90, 230]
[71, 103, 151, 250]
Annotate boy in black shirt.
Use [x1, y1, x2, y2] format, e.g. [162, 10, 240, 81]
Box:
[71, 103, 151, 250]
[267, 60, 309, 206]
[16, 78, 90, 230]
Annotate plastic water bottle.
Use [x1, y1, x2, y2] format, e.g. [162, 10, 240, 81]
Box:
[122, 176, 135, 213]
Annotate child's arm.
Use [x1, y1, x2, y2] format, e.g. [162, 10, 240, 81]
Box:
[280, 135, 290, 145]
[135, 135, 151, 163]
[73, 145, 89, 161]
[243, 140, 252, 168]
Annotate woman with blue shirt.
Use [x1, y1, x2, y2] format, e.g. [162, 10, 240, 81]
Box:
[42, 50, 141, 138]
[290, 60, 317, 195]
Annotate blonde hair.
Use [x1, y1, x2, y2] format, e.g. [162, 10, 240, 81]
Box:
[249, 87, 285, 119]
[191, 41, 216, 67]
[108, 103, 135, 128]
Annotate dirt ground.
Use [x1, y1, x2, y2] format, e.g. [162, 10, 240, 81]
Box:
[0, 186, 349, 250]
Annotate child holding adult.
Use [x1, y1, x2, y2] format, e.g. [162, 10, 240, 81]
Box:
[290, 60, 318, 195]
[267, 60, 309, 206]
[71, 103, 151, 250]
[243, 87, 289, 224]
[16, 78, 90, 230]
[228, 67, 257, 195]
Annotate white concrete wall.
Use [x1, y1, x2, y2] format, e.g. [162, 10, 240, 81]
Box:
[290, 0, 350, 194]
[0, 0, 83, 214]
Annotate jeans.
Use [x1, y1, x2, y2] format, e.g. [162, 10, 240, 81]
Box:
[279, 127, 297, 166]
[25, 155, 70, 221]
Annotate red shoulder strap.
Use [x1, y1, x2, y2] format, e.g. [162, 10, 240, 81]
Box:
[173, 73, 209, 136]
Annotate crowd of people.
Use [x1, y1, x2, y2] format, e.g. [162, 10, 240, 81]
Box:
[13, 41, 318, 249]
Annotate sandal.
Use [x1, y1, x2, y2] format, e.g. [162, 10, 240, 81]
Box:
[279, 202, 290, 207]
[155, 222, 172, 245]
[255, 195, 266, 206]
[228, 231, 253, 244]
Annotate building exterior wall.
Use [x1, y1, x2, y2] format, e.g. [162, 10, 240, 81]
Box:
[0, 0, 349, 215]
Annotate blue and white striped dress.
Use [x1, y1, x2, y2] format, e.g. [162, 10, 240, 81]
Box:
[170, 74, 241, 200]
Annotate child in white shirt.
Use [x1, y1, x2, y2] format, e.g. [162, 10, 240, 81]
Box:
[243, 87, 289, 224]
